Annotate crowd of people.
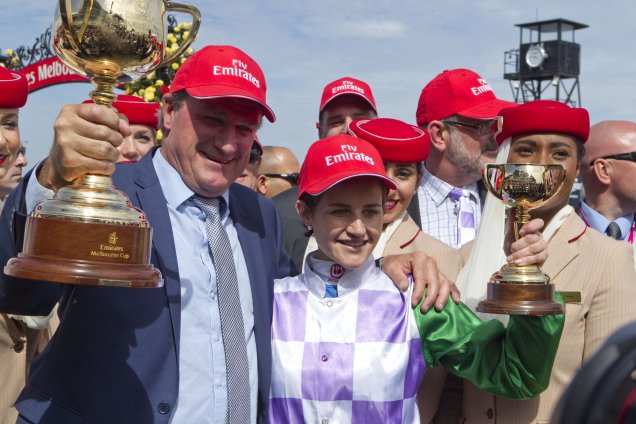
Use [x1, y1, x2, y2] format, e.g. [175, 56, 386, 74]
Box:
[0, 40, 635, 424]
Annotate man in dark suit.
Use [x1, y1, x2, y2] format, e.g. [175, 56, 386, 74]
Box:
[1, 46, 454, 423]
[272, 77, 378, 271]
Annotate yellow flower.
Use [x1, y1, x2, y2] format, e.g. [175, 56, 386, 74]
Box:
[186, 48, 193, 55]
[180, 57, 187, 63]
[171, 63, 179, 70]
[156, 79, 164, 86]
[173, 26, 181, 33]
[5, 49, 13, 56]
[144, 92, 155, 102]
[171, 43, 179, 51]
[182, 31, 190, 39]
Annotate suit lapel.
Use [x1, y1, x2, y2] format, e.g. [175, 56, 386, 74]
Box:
[407, 195, 422, 229]
[543, 213, 585, 284]
[130, 153, 182, 354]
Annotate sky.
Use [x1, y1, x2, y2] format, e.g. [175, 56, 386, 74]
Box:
[2, 0, 636, 171]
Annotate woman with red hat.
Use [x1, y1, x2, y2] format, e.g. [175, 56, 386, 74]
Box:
[0, 66, 57, 424]
[0, 66, 28, 211]
[85, 94, 160, 163]
[269, 133, 564, 423]
[455, 100, 636, 423]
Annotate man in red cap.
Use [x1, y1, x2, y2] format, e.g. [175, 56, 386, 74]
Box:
[411, 68, 515, 248]
[273, 76, 378, 270]
[453, 100, 636, 424]
[0, 47, 452, 424]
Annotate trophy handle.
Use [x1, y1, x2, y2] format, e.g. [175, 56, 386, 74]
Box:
[59, 0, 94, 53]
[161, 2, 202, 67]
[483, 164, 505, 200]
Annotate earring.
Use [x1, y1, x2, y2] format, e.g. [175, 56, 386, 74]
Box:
[307, 226, 313, 231]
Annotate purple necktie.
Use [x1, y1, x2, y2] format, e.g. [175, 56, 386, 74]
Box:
[450, 188, 476, 247]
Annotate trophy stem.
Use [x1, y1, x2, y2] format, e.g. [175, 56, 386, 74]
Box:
[89, 68, 119, 105]
[514, 206, 531, 240]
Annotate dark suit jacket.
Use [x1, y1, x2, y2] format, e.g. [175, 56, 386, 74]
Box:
[271, 186, 306, 273]
[0, 149, 293, 423]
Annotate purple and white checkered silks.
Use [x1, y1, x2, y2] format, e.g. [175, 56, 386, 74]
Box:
[450, 188, 476, 247]
[269, 261, 426, 423]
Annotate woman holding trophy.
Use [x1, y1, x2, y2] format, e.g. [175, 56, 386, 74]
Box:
[455, 100, 636, 423]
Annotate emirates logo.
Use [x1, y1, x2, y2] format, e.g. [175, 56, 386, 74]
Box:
[330, 264, 344, 279]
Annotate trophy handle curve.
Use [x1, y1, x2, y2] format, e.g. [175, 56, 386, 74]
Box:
[161, 2, 202, 67]
[59, 0, 94, 53]
[483, 164, 505, 200]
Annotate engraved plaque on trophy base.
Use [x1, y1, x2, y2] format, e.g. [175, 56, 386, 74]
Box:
[4, 215, 163, 288]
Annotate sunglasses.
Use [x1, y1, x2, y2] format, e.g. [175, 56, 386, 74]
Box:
[442, 117, 502, 136]
[263, 172, 300, 185]
[588, 151, 636, 166]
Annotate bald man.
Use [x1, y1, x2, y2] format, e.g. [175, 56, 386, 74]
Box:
[256, 146, 300, 198]
[579, 120, 636, 243]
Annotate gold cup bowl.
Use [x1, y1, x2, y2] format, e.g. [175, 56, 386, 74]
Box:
[476, 163, 567, 315]
[4, 0, 201, 288]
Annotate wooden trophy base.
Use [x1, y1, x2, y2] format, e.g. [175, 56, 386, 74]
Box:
[4, 215, 163, 288]
[476, 282, 564, 316]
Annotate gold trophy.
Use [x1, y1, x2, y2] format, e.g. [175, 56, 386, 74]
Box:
[4, 0, 201, 288]
[477, 163, 567, 315]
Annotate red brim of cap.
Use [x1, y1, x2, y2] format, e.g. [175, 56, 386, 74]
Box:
[186, 86, 276, 122]
[457, 98, 517, 120]
[320, 92, 376, 113]
[302, 172, 396, 198]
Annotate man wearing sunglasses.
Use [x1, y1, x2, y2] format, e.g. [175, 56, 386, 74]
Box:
[579, 120, 636, 247]
[256, 146, 300, 199]
[411, 69, 515, 248]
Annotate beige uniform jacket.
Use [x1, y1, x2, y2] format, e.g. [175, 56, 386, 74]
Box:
[454, 212, 636, 424]
[0, 312, 58, 423]
[381, 213, 463, 424]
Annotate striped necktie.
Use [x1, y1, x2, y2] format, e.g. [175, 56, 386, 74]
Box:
[450, 188, 476, 247]
[194, 195, 251, 423]
[606, 221, 622, 240]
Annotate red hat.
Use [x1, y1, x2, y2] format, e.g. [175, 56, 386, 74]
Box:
[85, 95, 160, 129]
[168, 45, 275, 122]
[348, 118, 430, 163]
[496, 100, 590, 144]
[0, 66, 28, 109]
[319, 77, 376, 113]
[415, 68, 515, 126]
[298, 134, 396, 198]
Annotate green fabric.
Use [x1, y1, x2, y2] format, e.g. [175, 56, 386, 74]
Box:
[414, 293, 565, 400]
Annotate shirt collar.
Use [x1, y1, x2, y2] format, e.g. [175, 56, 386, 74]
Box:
[420, 166, 479, 206]
[153, 148, 230, 218]
[303, 252, 377, 298]
[581, 199, 634, 238]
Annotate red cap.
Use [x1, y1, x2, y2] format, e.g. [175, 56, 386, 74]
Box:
[298, 134, 396, 199]
[415, 68, 515, 126]
[319, 77, 376, 113]
[84, 95, 160, 129]
[169, 45, 275, 122]
[496, 100, 590, 144]
[0, 66, 28, 109]
[348, 118, 430, 163]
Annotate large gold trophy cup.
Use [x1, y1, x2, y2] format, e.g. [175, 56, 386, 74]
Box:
[477, 163, 567, 315]
[4, 0, 200, 288]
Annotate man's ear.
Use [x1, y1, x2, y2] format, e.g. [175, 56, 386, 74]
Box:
[162, 95, 176, 132]
[427, 121, 448, 152]
[592, 160, 612, 186]
[256, 175, 268, 196]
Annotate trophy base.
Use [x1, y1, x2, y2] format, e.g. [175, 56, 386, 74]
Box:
[5, 255, 162, 288]
[4, 215, 163, 288]
[476, 282, 564, 316]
